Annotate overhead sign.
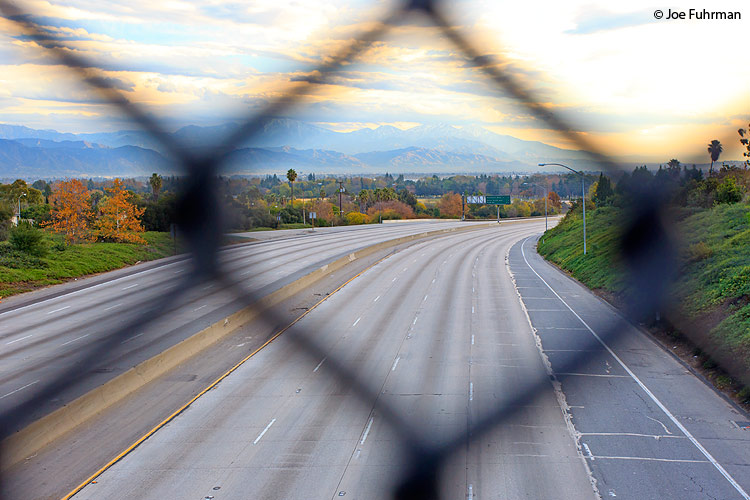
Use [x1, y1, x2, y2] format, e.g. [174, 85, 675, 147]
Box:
[486, 195, 511, 205]
[466, 195, 511, 205]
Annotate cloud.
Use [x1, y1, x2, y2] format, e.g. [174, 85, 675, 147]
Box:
[565, 9, 652, 35]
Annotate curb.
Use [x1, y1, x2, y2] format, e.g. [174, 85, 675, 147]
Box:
[1, 222, 493, 470]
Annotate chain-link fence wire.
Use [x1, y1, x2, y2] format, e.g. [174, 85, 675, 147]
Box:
[0, 0, 746, 498]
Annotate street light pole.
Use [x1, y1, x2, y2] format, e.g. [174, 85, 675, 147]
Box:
[538, 163, 586, 255]
[17, 192, 26, 222]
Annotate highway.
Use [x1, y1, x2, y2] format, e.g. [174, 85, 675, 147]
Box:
[7, 218, 749, 500]
[72, 220, 599, 500]
[0, 220, 476, 431]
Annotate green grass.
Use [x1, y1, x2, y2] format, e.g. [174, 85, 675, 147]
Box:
[538, 202, 750, 378]
[0, 231, 176, 298]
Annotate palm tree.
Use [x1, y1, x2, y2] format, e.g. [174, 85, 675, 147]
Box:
[707, 140, 723, 175]
[286, 169, 297, 204]
[149, 173, 162, 201]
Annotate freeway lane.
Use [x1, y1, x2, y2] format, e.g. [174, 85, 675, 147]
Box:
[511, 236, 750, 499]
[0, 220, 480, 432]
[73, 219, 599, 500]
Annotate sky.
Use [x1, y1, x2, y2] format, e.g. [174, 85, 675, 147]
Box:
[0, 0, 748, 162]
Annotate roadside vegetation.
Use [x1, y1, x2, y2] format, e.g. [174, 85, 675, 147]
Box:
[538, 144, 750, 405]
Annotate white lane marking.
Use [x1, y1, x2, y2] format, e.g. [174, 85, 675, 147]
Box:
[360, 416, 374, 445]
[313, 358, 326, 372]
[469, 382, 474, 401]
[423, 295, 428, 302]
[471, 335, 475, 345]
[0, 380, 39, 400]
[121, 332, 144, 344]
[103, 303, 123, 311]
[472, 287, 475, 293]
[412, 317, 418, 325]
[61, 334, 90, 346]
[471, 306, 475, 314]
[121, 283, 139, 290]
[202, 284, 214, 290]
[391, 357, 400, 371]
[46, 306, 70, 315]
[352, 317, 361, 327]
[468, 483, 473, 500]
[588, 456, 709, 463]
[173, 269, 184, 274]
[253, 418, 276, 445]
[6, 334, 32, 345]
[392, 277, 397, 282]
[432, 278, 436, 283]
[556, 373, 629, 378]
[403, 267, 408, 272]
[193, 304, 207, 312]
[374, 295, 380, 303]
[521, 237, 750, 500]
[581, 432, 684, 440]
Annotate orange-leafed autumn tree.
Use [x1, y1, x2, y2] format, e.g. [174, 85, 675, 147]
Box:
[96, 179, 146, 243]
[48, 179, 94, 243]
[437, 192, 463, 218]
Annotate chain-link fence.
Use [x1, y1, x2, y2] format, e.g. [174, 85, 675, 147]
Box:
[0, 1, 747, 499]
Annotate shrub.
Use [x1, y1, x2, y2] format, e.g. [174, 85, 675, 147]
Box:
[9, 222, 47, 257]
[686, 241, 713, 262]
[738, 386, 750, 403]
[715, 177, 743, 205]
[345, 212, 367, 225]
[715, 375, 732, 390]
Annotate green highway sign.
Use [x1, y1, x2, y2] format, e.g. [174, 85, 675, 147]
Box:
[485, 195, 510, 205]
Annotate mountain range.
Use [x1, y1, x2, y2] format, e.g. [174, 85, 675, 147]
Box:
[0, 119, 596, 178]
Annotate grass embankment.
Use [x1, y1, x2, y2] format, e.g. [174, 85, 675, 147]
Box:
[0, 231, 176, 298]
[538, 203, 750, 402]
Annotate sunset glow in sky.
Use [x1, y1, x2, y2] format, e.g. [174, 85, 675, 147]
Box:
[1, 0, 749, 162]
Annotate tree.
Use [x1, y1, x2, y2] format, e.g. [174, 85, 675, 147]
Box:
[286, 169, 298, 203]
[149, 173, 162, 201]
[738, 127, 750, 169]
[96, 179, 146, 243]
[437, 192, 463, 218]
[707, 140, 723, 175]
[48, 179, 93, 243]
[593, 173, 614, 206]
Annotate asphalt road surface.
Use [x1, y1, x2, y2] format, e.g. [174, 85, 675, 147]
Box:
[73, 220, 599, 500]
[0, 220, 482, 431]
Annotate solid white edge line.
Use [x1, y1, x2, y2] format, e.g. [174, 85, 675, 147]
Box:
[253, 418, 276, 445]
[520, 236, 750, 500]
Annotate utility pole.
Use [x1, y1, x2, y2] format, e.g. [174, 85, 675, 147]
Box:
[338, 180, 344, 219]
[462, 191, 466, 221]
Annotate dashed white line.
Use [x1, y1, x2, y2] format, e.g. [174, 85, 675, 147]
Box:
[121, 284, 139, 290]
[412, 317, 418, 325]
[193, 304, 207, 312]
[471, 306, 475, 314]
[392, 277, 397, 282]
[121, 332, 144, 344]
[471, 335, 475, 345]
[46, 306, 70, 315]
[423, 295, 428, 302]
[253, 418, 276, 445]
[432, 278, 436, 283]
[0, 380, 39, 400]
[6, 334, 33, 345]
[373, 295, 380, 303]
[469, 382, 474, 401]
[391, 357, 400, 371]
[468, 483, 473, 500]
[103, 303, 123, 311]
[360, 416, 374, 445]
[352, 317, 361, 327]
[313, 358, 326, 372]
[61, 334, 90, 346]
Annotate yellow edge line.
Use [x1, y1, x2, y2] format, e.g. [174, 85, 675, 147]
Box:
[61, 251, 394, 500]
